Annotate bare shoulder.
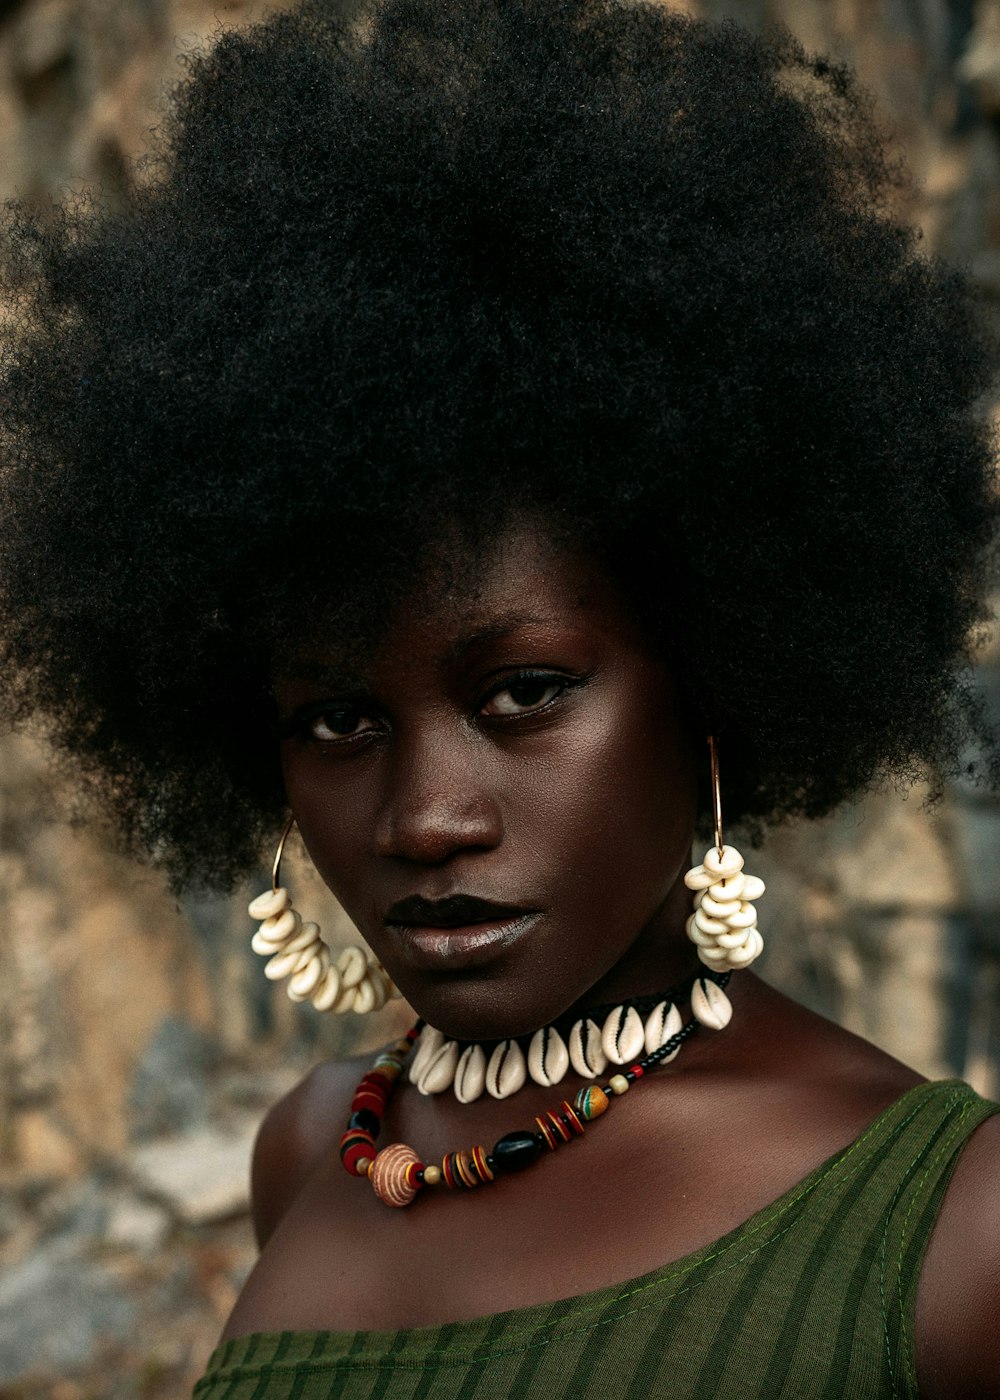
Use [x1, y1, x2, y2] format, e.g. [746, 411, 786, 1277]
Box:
[916, 1106, 1000, 1400]
[250, 1055, 363, 1249]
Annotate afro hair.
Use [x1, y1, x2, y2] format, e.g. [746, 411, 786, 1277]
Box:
[0, 0, 997, 890]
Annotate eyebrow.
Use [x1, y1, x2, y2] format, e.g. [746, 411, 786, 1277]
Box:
[440, 613, 556, 664]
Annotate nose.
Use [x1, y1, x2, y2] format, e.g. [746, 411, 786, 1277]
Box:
[373, 730, 504, 865]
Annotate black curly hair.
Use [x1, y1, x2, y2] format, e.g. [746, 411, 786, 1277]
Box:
[0, 0, 996, 892]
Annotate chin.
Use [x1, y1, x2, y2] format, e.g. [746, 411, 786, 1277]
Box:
[396, 975, 572, 1043]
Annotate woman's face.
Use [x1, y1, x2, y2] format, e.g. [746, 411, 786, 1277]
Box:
[274, 519, 700, 1040]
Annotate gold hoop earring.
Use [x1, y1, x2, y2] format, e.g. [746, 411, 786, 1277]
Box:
[683, 735, 766, 976]
[246, 815, 402, 1015]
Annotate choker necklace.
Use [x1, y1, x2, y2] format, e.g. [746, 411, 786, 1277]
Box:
[405, 969, 732, 1103]
[341, 971, 733, 1208]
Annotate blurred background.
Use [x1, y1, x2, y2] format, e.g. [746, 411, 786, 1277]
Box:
[0, 0, 998, 1395]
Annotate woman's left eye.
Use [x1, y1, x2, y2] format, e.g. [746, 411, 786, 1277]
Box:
[481, 674, 566, 717]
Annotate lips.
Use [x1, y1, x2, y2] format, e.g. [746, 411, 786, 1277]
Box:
[383, 894, 541, 971]
[385, 893, 534, 929]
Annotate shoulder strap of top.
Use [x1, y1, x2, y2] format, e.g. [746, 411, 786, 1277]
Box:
[880, 1080, 999, 1399]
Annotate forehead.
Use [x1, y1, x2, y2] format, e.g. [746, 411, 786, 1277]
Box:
[277, 518, 648, 683]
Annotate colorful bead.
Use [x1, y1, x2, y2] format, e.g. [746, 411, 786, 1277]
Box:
[370, 1143, 424, 1207]
[574, 1085, 610, 1120]
[349, 1108, 381, 1135]
[560, 1101, 585, 1136]
[535, 1115, 557, 1151]
[471, 1144, 494, 1183]
[491, 1130, 543, 1173]
[442, 1151, 481, 1189]
[546, 1111, 572, 1144]
[340, 1128, 377, 1177]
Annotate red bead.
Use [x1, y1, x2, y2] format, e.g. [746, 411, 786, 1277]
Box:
[340, 1128, 377, 1177]
[352, 1088, 388, 1116]
[471, 1145, 494, 1183]
[534, 1115, 557, 1151]
[560, 1101, 585, 1137]
[546, 1110, 572, 1144]
[629, 1065, 645, 1079]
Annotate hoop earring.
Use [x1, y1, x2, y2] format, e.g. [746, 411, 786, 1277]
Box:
[247, 815, 402, 1015]
[683, 735, 765, 974]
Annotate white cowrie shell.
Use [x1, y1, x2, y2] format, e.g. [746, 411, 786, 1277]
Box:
[352, 977, 378, 1015]
[248, 887, 290, 920]
[569, 1019, 607, 1078]
[454, 1044, 487, 1103]
[726, 939, 759, 969]
[644, 1001, 683, 1056]
[725, 903, 757, 930]
[691, 977, 733, 1030]
[265, 918, 318, 958]
[251, 927, 287, 956]
[310, 965, 343, 1011]
[257, 907, 299, 945]
[264, 944, 313, 980]
[528, 1026, 569, 1087]
[717, 924, 754, 949]
[331, 981, 357, 1013]
[486, 1039, 527, 1099]
[418, 1039, 459, 1094]
[708, 873, 746, 902]
[749, 928, 764, 957]
[288, 944, 328, 1000]
[694, 907, 727, 936]
[702, 845, 744, 879]
[602, 1005, 645, 1065]
[683, 865, 714, 890]
[741, 874, 766, 901]
[686, 915, 717, 948]
[697, 944, 729, 967]
[700, 893, 742, 919]
[408, 1026, 444, 1084]
[337, 946, 368, 989]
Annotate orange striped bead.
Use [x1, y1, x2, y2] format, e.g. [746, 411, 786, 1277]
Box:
[546, 1110, 572, 1144]
[471, 1145, 494, 1183]
[560, 1101, 585, 1137]
[535, 1115, 557, 1151]
[370, 1144, 424, 1208]
[454, 1151, 477, 1188]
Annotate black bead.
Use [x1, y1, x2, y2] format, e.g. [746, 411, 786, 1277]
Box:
[491, 1131, 543, 1174]
[349, 1109, 381, 1135]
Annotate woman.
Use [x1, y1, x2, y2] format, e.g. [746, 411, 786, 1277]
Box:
[0, 0, 997, 1395]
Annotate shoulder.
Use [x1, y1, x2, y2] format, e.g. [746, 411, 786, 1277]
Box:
[250, 1055, 363, 1249]
[916, 1101, 1000, 1400]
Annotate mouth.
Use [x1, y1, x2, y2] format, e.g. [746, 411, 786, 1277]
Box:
[383, 894, 541, 970]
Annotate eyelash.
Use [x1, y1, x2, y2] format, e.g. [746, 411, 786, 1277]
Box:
[281, 669, 581, 745]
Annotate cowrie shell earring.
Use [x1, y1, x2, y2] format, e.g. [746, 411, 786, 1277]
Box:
[248, 815, 402, 1015]
[684, 736, 765, 997]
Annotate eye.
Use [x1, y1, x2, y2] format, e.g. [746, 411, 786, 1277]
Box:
[481, 672, 566, 718]
[300, 704, 378, 742]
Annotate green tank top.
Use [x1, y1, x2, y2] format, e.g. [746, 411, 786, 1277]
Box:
[193, 1079, 997, 1399]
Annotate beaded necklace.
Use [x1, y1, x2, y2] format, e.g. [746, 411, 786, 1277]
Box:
[341, 971, 732, 1208]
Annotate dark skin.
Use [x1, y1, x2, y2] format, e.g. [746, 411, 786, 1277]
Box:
[222, 520, 1000, 1398]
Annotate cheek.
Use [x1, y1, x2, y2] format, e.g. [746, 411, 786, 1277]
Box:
[278, 748, 370, 895]
[515, 679, 697, 895]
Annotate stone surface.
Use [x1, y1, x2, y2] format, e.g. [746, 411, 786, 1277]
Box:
[0, 1236, 137, 1377]
[127, 1014, 216, 1141]
[128, 1120, 258, 1225]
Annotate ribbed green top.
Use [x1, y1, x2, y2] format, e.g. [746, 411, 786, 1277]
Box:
[194, 1079, 997, 1399]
